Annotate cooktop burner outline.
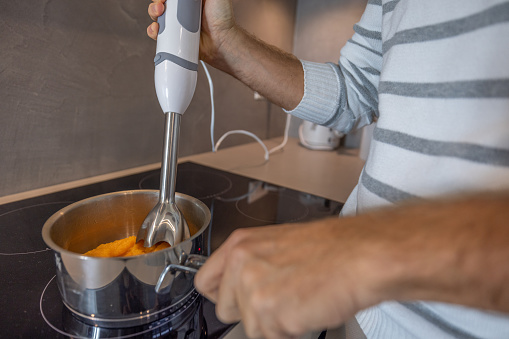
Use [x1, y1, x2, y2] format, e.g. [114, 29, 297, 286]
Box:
[235, 191, 310, 224]
[0, 201, 73, 256]
[40, 275, 202, 339]
[0, 248, 51, 256]
[138, 168, 233, 200]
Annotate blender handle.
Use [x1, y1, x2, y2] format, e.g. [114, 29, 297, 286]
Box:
[156, 254, 207, 293]
[154, 0, 201, 69]
[154, 0, 202, 114]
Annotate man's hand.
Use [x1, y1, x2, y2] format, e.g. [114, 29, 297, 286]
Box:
[145, 0, 304, 110]
[194, 193, 509, 339]
[147, 0, 236, 67]
[147, 0, 165, 40]
[194, 218, 385, 339]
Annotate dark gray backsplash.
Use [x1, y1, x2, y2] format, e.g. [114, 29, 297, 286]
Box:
[0, 0, 296, 197]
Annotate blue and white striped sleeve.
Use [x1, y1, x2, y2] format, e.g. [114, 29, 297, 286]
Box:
[286, 0, 383, 134]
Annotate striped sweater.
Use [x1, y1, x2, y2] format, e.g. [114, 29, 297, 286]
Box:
[287, 0, 509, 338]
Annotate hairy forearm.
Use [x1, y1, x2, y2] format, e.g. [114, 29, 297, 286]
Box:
[194, 191, 509, 336]
[148, 0, 304, 110]
[349, 192, 509, 313]
[204, 26, 304, 111]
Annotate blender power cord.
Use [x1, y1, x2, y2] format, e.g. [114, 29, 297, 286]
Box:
[200, 61, 291, 161]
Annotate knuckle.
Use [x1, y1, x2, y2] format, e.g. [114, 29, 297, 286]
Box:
[250, 287, 276, 315]
[242, 318, 261, 339]
[249, 289, 306, 338]
[281, 318, 305, 338]
[215, 304, 239, 324]
[279, 309, 306, 337]
[229, 228, 250, 244]
[239, 264, 262, 290]
[228, 244, 251, 268]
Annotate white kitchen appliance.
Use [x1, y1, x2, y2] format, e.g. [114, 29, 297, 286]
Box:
[298, 120, 343, 151]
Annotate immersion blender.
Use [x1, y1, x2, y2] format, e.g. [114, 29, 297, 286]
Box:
[137, 0, 203, 248]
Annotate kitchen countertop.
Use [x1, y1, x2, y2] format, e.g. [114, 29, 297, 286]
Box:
[181, 137, 364, 203]
[0, 137, 364, 205]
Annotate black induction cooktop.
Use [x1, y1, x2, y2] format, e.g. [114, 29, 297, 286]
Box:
[0, 161, 342, 338]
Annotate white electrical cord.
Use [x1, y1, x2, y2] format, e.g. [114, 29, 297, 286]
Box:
[200, 61, 216, 152]
[268, 112, 291, 155]
[200, 60, 291, 161]
[215, 130, 270, 160]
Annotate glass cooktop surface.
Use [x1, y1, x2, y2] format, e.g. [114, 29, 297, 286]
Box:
[0, 162, 342, 338]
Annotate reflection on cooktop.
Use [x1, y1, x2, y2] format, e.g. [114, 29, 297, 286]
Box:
[235, 184, 309, 223]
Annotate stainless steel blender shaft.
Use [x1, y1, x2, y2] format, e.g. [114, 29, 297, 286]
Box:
[137, 112, 189, 247]
[160, 112, 180, 204]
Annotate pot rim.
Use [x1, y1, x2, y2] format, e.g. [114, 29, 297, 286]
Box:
[41, 189, 211, 260]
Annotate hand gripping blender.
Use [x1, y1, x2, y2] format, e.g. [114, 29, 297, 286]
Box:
[137, 0, 203, 248]
[154, 0, 202, 114]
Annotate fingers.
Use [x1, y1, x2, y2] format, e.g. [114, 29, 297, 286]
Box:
[148, 0, 165, 21]
[195, 228, 257, 302]
[215, 259, 301, 339]
[147, 22, 159, 40]
[194, 248, 226, 303]
[147, 0, 165, 40]
[214, 250, 244, 323]
[195, 228, 296, 338]
[195, 229, 258, 322]
[194, 225, 339, 338]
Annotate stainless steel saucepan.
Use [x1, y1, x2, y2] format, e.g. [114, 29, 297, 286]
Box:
[42, 190, 210, 328]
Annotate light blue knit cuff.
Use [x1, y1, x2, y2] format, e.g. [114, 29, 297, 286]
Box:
[284, 60, 340, 126]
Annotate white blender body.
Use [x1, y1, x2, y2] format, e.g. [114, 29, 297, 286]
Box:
[154, 0, 202, 114]
[137, 0, 202, 247]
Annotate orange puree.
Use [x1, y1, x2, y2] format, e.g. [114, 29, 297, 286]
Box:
[83, 236, 170, 257]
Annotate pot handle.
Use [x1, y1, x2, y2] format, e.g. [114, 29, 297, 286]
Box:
[155, 254, 207, 293]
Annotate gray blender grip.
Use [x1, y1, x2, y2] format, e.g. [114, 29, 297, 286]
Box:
[154, 52, 199, 70]
[159, 0, 201, 34]
[177, 0, 202, 33]
[157, 6, 166, 34]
